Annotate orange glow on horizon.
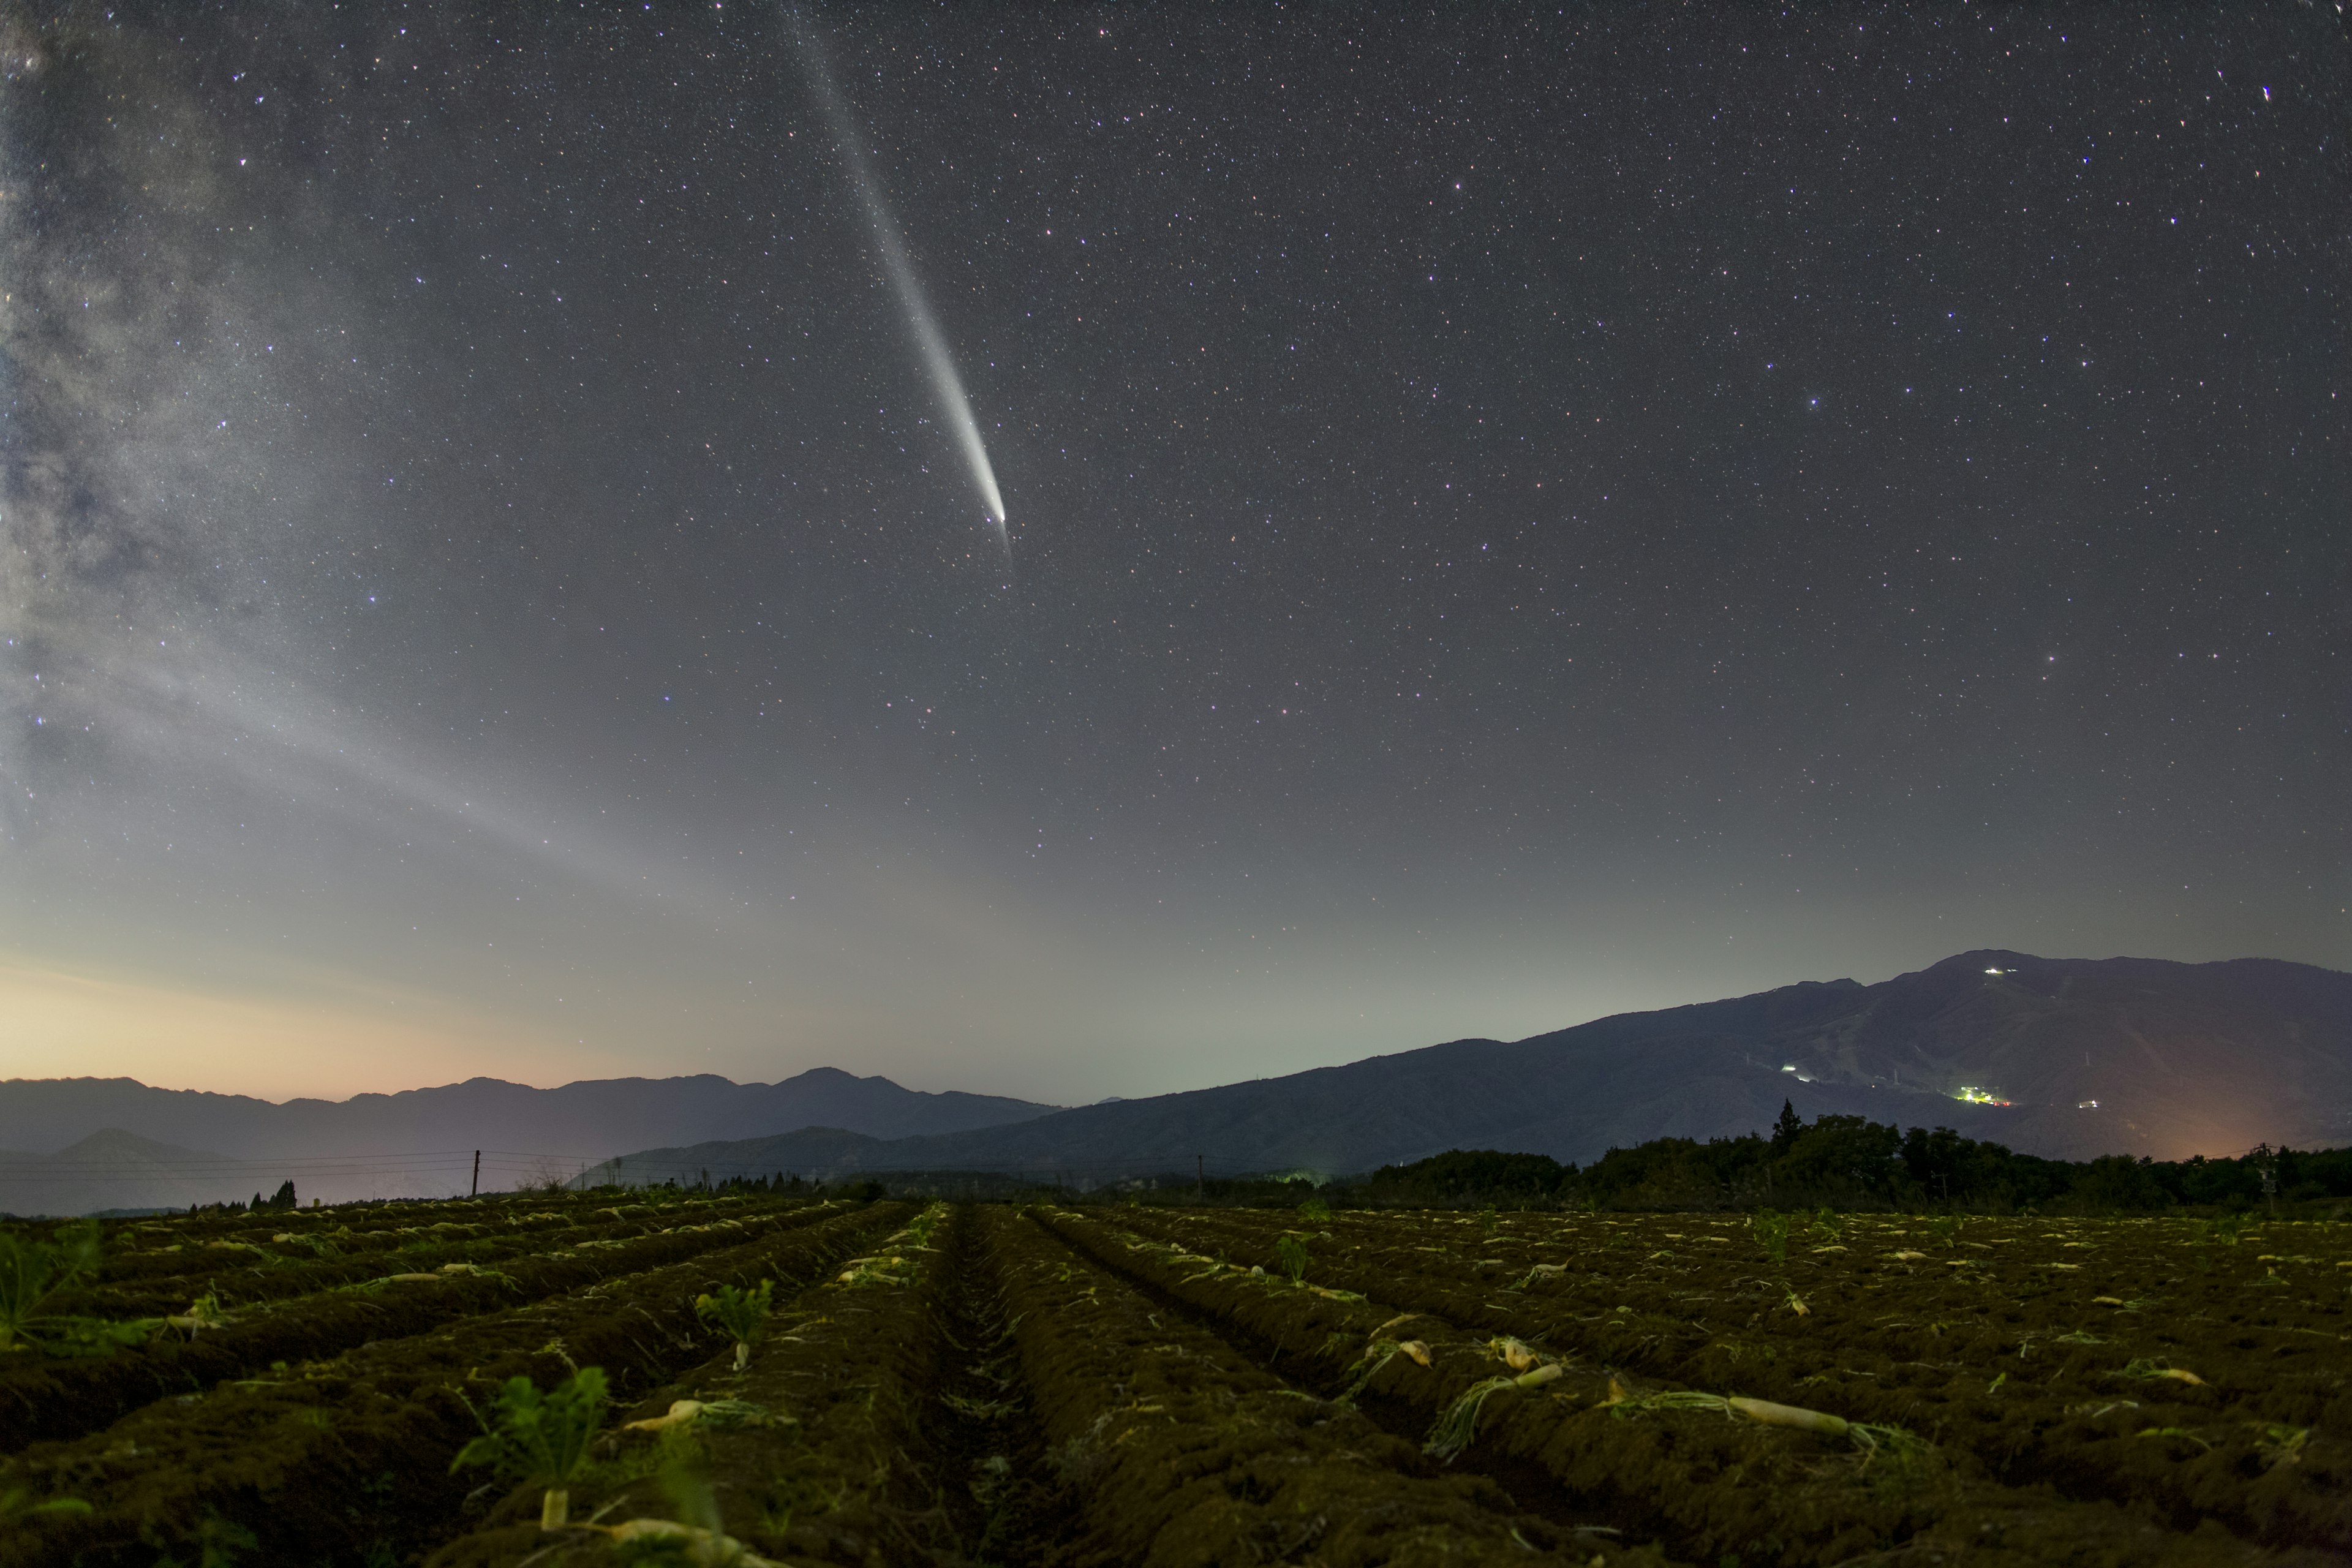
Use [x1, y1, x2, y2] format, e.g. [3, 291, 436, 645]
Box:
[0, 954, 613, 1102]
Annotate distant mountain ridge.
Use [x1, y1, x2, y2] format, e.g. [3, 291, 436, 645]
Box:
[0, 1069, 1058, 1210]
[582, 952, 2352, 1186]
[0, 1131, 246, 1218]
[17, 951, 2346, 1213]
[0, 1068, 1058, 1159]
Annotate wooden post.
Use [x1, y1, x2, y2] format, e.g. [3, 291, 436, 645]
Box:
[470, 1150, 481, 1198]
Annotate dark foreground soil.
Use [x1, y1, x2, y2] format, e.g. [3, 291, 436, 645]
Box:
[1104, 1206, 2352, 1556]
[2, 1201, 2344, 1568]
[1037, 1206, 2345, 1568]
[0, 1201, 905, 1568]
[0, 1199, 841, 1454]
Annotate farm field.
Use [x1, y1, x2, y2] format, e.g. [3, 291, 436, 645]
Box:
[1, 1198, 2346, 1566]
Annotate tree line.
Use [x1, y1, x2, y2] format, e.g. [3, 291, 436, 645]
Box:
[1360, 1102, 2351, 1214]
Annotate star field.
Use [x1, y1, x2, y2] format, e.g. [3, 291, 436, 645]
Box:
[0, 5, 2341, 1102]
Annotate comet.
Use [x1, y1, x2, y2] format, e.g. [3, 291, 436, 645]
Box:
[794, 22, 1006, 538]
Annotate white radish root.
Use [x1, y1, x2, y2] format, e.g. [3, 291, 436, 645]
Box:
[1728, 1396, 1850, 1437]
[624, 1399, 706, 1433]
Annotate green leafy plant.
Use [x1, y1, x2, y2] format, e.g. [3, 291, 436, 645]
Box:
[0, 1221, 105, 1353]
[695, 1280, 774, 1371]
[0, 1483, 93, 1521]
[1297, 1196, 1332, 1225]
[1275, 1235, 1310, 1284]
[40, 1316, 162, 1357]
[1924, 1214, 1959, 1248]
[451, 1366, 610, 1529]
[2254, 1423, 2310, 1468]
[1811, 1207, 1845, 1241]
[146, 1510, 259, 1568]
[2204, 1213, 2252, 1246]
[168, 1289, 231, 1339]
[1425, 1363, 1563, 1460]
[834, 1251, 918, 1289]
[1751, 1209, 1789, 1265]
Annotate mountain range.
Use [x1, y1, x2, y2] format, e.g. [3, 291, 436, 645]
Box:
[0, 1069, 1055, 1213]
[578, 951, 2352, 1188]
[0, 1131, 272, 1219]
[10, 950, 2346, 1214]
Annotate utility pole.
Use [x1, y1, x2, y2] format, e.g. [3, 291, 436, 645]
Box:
[470, 1150, 481, 1198]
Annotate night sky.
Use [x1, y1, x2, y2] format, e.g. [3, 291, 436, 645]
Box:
[2, 5, 2343, 1105]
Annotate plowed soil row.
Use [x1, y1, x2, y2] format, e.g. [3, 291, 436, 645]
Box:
[0, 1198, 845, 1454]
[992, 1205, 1656, 1566]
[0, 1201, 908, 1568]
[424, 1201, 1638, 1568]
[428, 1204, 1016, 1567]
[1118, 1207, 2352, 1552]
[41, 1193, 629, 1272]
[53, 1197, 783, 1319]
[1041, 1208, 2324, 1568]
[73, 1199, 617, 1288]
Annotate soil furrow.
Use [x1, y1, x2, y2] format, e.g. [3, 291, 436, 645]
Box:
[1115, 1206, 2352, 1552]
[0, 1200, 908, 1568]
[0, 1197, 846, 1455]
[990, 1204, 1660, 1566]
[45, 1196, 785, 1322]
[1040, 1207, 2329, 1568]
